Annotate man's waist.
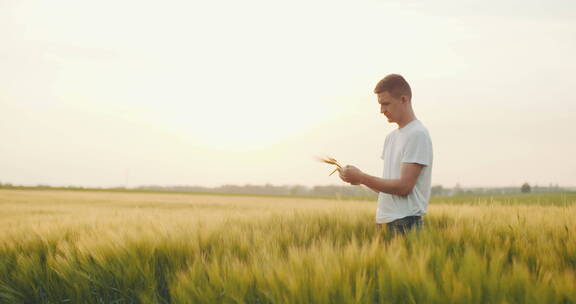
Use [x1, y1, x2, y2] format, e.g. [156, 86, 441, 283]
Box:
[383, 215, 423, 225]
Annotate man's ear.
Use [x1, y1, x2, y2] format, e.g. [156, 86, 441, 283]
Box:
[401, 95, 408, 104]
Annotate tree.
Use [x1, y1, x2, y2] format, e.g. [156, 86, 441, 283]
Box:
[453, 183, 463, 195]
[431, 185, 444, 196]
[521, 182, 531, 193]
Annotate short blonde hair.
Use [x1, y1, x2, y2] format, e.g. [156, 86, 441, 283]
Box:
[374, 74, 412, 100]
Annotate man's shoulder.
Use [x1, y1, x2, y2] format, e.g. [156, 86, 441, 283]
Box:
[403, 122, 432, 146]
[405, 121, 429, 135]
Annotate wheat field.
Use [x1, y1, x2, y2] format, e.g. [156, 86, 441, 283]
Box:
[0, 189, 575, 303]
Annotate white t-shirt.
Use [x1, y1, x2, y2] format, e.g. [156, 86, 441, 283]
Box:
[376, 119, 433, 224]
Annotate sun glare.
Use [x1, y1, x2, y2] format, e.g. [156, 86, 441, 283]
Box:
[152, 97, 330, 151]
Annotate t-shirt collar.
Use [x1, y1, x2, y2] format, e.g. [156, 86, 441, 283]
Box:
[399, 119, 419, 132]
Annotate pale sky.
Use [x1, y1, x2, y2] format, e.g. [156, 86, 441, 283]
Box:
[1, 0, 575, 188]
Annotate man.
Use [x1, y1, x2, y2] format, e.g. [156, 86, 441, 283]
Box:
[338, 74, 433, 235]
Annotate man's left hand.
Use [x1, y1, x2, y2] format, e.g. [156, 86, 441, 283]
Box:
[338, 165, 364, 185]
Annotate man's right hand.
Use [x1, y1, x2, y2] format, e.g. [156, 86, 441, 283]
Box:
[338, 166, 363, 185]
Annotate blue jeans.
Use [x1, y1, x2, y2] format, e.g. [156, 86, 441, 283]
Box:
[383, 216, 423, 235]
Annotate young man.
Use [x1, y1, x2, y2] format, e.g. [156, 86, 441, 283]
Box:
[338, 74, 433, 235]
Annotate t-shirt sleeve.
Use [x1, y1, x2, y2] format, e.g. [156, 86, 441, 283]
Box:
[402, 131, 432, 166]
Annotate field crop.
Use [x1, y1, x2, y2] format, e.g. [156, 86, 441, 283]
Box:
[0, 189, 575, 303]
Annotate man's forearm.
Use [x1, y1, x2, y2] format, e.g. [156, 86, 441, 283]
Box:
[366, 185, 381, 194]
[362, 183, 382, 194]
[360, 173, 408, 196]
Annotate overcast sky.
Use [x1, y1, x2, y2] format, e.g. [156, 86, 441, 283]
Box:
[1, 0, 575, 188]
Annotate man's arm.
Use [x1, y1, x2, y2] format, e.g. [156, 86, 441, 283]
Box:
[365, 185, 381, 194]
[360, 163, 424, 197]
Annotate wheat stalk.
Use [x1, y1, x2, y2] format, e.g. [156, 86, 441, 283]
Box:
[316, 156, 343, 176]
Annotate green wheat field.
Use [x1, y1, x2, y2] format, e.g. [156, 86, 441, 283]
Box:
[1, 189, 575, 303]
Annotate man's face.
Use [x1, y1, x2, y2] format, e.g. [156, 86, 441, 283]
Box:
[377, 91, 403, 123]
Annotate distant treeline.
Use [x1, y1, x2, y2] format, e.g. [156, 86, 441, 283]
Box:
[430, 183, 569, 196]
[0, 181, 571, 197]
[135, 183, 571, 196]
[135, 184, 377, 197]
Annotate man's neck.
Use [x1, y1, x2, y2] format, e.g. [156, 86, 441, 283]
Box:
[397, 113, 417, 129]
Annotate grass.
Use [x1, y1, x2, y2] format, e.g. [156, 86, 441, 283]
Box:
[0, 189, 575, 303]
